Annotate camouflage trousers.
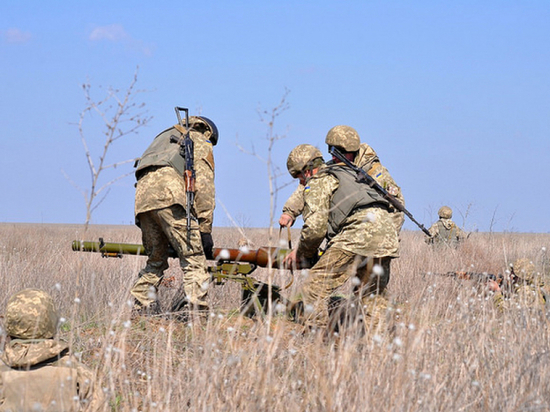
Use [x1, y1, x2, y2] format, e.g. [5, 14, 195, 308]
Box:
[131, 205, 209, 310]
[299, 247, 392, 329]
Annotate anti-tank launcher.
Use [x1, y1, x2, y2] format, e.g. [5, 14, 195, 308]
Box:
[72, 238, 293, 317]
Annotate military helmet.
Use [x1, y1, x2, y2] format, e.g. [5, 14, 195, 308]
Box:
[438, 206, 453, 219]
[287, 144, 323, 178]
[513, 258, 537, 283]
[325, 125, 360, 152]
[190, 116, 219, 146]
[5, 289, 59, 339]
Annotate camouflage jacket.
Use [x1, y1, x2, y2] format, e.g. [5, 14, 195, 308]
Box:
[282, 143, 405, 232]
[282, 183, 306, 220]
[296, 164, 399, 260]
[427, 218, 465, 246]
[0, 339, 105, 411]
[493, 281, 550, 312]
[135, 128, 216, 233]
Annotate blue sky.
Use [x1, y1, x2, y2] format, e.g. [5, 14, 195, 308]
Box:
[1, 1, 549, 233]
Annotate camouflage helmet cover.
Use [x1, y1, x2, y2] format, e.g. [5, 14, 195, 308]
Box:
[287, 144, 323, 178]
[325, 125, 360, 152]
[513, 258, 537, 282]
[438, 206, 453, 219]
[5, 289, 59, 339]
[190, 116, 219, 146]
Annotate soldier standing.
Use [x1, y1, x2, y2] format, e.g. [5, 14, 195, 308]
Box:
[131, 114, 218, 316]
[283, 126, 399, 329]
[427, 206, 466, 247]
[0, 289, 105, 411]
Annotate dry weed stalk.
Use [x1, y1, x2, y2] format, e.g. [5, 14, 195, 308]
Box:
[234, 89, 294, 322]
[72, 67, 152, 228]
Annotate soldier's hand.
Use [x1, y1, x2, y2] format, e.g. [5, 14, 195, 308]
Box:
[279, 213, 294, 227]
[486, 279, 501, 293]
[200, 232, 214, 260]
[283, 249, 298, 269]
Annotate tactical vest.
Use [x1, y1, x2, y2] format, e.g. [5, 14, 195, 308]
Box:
[434, 220, 459, 246]
[135, 126, 185, 180]
[323, 165, 389, 239]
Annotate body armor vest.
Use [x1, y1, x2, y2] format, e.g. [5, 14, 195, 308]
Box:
[434, 220, 459, 245]
[324, 165, 389, 239]
[135, 126, 185, 180]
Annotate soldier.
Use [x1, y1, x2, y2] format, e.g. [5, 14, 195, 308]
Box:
[283, 127, 399, 330]
[0, 289, 105, 411]
[279, 131, 405, 235]
[427, 206, 466, 247]
[281, 144, 325, 226]
[131, 115, 218, 316]
[491, 258, 549, 312]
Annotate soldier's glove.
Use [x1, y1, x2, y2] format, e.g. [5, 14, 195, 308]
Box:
[200, 232, 214, 260]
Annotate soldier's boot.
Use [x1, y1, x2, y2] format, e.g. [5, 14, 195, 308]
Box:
[169, 295, 209, 323]
[188, 303, 210, 324]
[327, 295, 367, 338]
[131, 300, 161, 318]
[167, 296, 189, 322]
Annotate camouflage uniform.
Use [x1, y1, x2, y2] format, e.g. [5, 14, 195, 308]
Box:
[494, 259, 549, 312]
[0, 289, 105, 411]
[295, 161, 399, 328]
[427, 206, 465, 247]
[281, 183, 306, 223]
[282, 142, 405, 234]
[131, 120, 216, 311]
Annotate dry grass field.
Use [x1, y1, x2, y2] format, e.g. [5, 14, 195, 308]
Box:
[1, 222, 549, 411]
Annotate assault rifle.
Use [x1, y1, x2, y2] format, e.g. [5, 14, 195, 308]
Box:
[329, 146, 431, 237]
[170, 107, 195, 249]
[429, 271, 503, 284]
[427, 267, 525, 296]
[72, 239, 293, 316]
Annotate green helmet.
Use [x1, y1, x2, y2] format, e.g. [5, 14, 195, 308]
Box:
[325, 125, 360, 152]
[5, 289, 59, 339]
[190, 116, 219, 146]
[438, 206, 453, 219]
[287, 144, 323, 178]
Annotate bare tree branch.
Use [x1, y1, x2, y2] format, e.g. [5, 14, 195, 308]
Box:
[70, 67, 153, 228]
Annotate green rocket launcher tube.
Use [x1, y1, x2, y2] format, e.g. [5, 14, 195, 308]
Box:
[72, 238, 291, 269]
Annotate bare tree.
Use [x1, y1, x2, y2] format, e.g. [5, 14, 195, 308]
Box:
[71, 67, 152, 227]
[236, 88, 291, 234]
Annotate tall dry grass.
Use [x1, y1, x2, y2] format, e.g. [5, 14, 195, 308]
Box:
[1, 223, 549, 411]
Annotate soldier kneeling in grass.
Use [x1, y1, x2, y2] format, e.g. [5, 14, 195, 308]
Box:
[489, 258, 550, 314]
[283, 126, 399, 335]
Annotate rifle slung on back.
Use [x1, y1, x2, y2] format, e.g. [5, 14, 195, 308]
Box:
[329, 146, 431, 237]
[170, 107, 196, 249]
